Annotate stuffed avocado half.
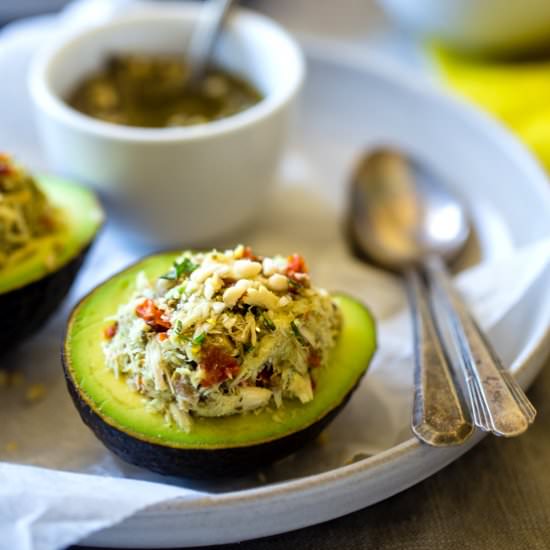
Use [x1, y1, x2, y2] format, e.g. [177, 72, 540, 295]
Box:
[0, 154, 103, 352]
[63, 247, 376, 478]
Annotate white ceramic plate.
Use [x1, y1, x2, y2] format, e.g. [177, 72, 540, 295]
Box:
[1, 23, 549, 549]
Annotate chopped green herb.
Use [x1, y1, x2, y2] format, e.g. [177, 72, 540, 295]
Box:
[288, 278, 302, 290]
[261, 312, 276, 332]
[179, 257, 199, 275]
[243, 343, 255, 354]
[161, 257, 198, 280]
[290, 320, 307, 346]
[174, 320, 183, 335]
[193, 332, 206, 345]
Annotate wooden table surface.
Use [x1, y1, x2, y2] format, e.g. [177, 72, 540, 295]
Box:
[75, 357, 550, 550]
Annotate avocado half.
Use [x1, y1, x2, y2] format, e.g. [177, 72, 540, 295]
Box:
[0, 176, 103, 353]
[62, 253, 377, 478]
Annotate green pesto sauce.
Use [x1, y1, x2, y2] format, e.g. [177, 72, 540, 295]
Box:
[67, 54, 263, 128]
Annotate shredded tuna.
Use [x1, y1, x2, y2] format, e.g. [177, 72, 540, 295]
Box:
[103, 246, 341, 432]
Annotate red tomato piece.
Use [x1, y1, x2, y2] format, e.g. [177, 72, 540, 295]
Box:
[0, 155, 13, 176]
[103, 322, 118, 340]
[135, 299, 171, 332]
[308, 349, 321, 368]
[200, 346, 240, 387]
[286, 253, 308, 275]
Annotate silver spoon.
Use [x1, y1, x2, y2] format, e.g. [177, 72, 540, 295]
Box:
[349, 149, 535, 444]
[187, 0, 235, 85]
[349, 149, 473, 446]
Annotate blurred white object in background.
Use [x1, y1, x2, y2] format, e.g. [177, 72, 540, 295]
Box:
[59, 0, 136, 27]
[251, 0, 388, 39]
[0, 0, 135, 25]
[0, 0, 69, 22]
[377, 0, 550, 53]
[0, 0, 136, 40]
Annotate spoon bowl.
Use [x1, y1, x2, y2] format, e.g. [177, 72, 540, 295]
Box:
[350, 149, 470, 270]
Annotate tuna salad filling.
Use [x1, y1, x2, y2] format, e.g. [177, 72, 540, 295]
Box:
[0, 153, 60, 269]
[103, 246, 342, 432]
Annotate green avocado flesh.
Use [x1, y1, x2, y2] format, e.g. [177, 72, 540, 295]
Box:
[65, 253, 377, 451]
[0, 175, 103, 294]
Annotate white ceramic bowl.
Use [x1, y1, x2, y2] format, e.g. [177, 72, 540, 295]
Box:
[377, 0, 550, 53]
[29, 2, 304, 245]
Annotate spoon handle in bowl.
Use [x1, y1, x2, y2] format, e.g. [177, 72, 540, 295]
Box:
[187, 0, 235, 84]
[424, 256, 536, 437]
[405, 268, 473, 446]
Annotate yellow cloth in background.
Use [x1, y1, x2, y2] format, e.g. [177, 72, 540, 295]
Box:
[431, 46, 550, 172]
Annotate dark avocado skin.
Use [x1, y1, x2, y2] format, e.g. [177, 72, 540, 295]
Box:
[62, 352, 365, 478]
[0, 244, 92, 357]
